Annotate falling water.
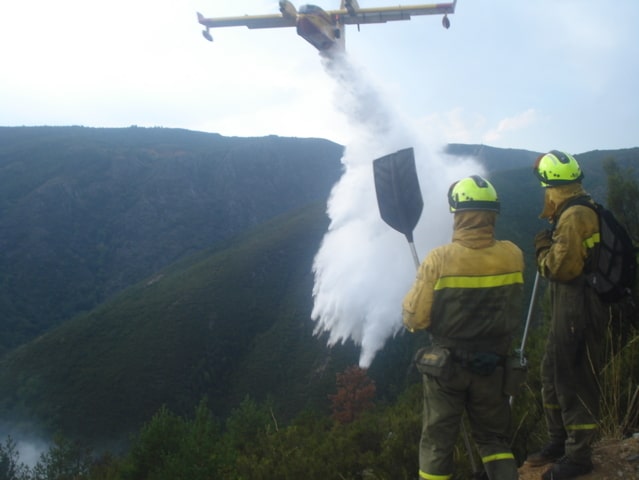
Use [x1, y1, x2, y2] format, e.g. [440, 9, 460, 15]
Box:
[311, 50, 482, 367]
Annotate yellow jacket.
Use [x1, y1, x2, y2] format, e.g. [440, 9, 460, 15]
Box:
[537, 183, 599, 282]
[402, 211, 524, 354]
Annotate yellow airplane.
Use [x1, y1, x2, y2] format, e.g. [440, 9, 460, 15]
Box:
[197, 0, 457, 52]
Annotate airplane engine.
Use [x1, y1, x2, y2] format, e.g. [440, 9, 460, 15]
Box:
[344, 0, 361, 16]
[279, 0, 297, 19]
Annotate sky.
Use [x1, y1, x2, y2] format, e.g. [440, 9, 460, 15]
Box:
[1, 0, 638, 154]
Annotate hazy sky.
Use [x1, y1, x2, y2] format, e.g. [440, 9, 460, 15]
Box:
[2, 0, 638, 154]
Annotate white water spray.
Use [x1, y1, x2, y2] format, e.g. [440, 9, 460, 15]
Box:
[311, 51, 483, 368]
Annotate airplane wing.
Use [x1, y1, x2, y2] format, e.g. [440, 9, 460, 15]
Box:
[329, 2, 456, 25]
[197, 12, 296, 30]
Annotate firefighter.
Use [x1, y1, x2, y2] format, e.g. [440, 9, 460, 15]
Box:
[525, 150, 606, 479]
[403, 175, 524, 480]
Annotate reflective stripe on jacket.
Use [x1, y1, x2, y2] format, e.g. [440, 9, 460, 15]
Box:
[402, 211, 524, 354]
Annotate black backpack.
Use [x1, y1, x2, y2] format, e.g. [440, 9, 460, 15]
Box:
[561, 197, 637, 303]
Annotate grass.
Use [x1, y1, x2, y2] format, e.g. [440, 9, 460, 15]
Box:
[598, 313, 639, 439]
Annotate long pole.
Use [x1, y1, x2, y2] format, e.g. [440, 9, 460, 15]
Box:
[509, 271, 540, 406]
[519, 271, 540, 362]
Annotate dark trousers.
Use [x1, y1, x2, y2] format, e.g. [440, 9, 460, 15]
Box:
[419, 362, 518, 480]
[540, 279, 606, 464]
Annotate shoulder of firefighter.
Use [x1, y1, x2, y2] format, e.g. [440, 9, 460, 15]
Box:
[402, 239, 524, 340]
[537, 201, 599, 282]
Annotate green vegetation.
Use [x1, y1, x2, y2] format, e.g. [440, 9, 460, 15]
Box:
[0, 385, 425, 480]
[0, 202, 362, 441]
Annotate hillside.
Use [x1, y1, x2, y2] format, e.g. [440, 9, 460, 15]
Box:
[0, 198, 435, 443]
[0, 203, 365, 441]
[0, 126, 344, 355]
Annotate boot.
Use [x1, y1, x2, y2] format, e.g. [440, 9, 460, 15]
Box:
[525, 442, 565, 467]
[541, 456, 593, 479]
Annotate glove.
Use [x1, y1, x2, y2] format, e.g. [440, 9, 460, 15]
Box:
[534, 229, 552, 259]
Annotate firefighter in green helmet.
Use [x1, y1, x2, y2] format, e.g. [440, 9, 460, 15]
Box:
[525, 150, 606, 479]
[403, 175, 524, 480]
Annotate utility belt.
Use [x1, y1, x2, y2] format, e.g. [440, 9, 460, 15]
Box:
[413, 345, 528, 396]
[451, 349, 506, 376]
[414, 345, 504, 379]
[414, 345, 527, 396]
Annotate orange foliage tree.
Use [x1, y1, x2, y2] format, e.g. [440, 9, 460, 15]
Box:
[329, 365, 376, 424]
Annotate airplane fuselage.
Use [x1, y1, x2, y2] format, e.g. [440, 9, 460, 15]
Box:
[296, 5, 343, 51]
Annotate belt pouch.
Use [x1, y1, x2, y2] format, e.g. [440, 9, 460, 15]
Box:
[503, 354, 528, 396]
[414, 345, 452, 380]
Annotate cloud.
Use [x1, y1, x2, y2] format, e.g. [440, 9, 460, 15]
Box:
[413, 108, 487, 146]
[483, 109, 538, 144]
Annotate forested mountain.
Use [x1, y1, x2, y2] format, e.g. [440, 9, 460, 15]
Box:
[0, 127, 343, 355]
[0, 203, 359, 441]
[0, 127, 636, 446]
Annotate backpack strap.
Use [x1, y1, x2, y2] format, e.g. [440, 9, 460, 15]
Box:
[551, 196, 601, 278]
[551, 195, 595, 232]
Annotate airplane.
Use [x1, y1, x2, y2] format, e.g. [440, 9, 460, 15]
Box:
[197, 0, 457, 52]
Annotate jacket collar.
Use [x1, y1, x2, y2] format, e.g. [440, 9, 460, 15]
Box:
[452, 211, 497, 248]
[539, 183, 588, 221]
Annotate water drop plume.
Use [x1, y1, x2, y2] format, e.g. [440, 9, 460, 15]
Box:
[311, 51, 482, 368]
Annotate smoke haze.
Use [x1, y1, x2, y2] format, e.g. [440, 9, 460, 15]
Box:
[0, 423, 48, 468]
[311, 51, 483, 368]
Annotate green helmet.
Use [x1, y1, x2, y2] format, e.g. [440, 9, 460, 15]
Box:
[534, 150, 584, 187]
[448, 175, 500, 213]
